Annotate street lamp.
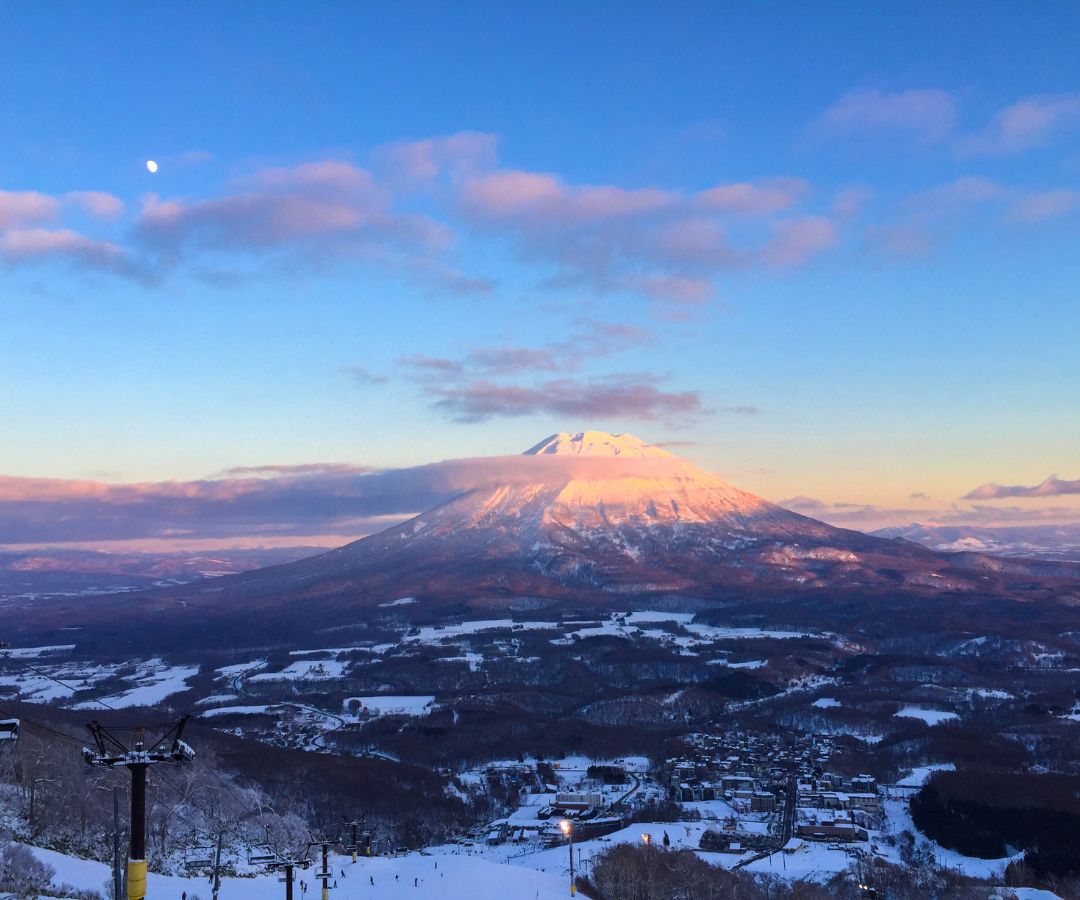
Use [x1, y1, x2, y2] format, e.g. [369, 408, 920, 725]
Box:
[560, 819, 575, 896]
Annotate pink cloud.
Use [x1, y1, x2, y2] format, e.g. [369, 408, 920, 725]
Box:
[427, 374, 706, 424]
[460, 170, 676, 223]
[251, 159, 377, 194]
[65, 191, 124, 218]
[376, 132, 500, 184]
[870, 177, 1004, 255]
[0, 227, 131, 273]
[694, 178, 807, 215]
[763, 217, 838, 267]
[616, 273, 715, 306]
[960, 93, 1080, 155]
[831, 187, 874, 219]
[964, 475, 1080, 500]
[652, 217, 741, 267]
[136, 159, 450, 257]
[0, 190, 59, 229]
[1007, 189, 1079, 223]
[465, 346, 563, 374]
[816, 88, 957, 143]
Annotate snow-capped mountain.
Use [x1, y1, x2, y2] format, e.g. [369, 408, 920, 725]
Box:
[375, 430, 832, 537]
[182, 431, 1010, 615]
[10, 432, 1078, 651]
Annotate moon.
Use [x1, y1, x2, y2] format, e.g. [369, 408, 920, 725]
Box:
[146, 160, 158, 174]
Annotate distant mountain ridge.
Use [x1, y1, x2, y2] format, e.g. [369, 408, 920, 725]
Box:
[874, 522, 1080, 563]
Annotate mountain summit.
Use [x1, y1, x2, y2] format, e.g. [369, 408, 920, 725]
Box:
[413, 431, 796, 534]
[524, 431, 675, 459]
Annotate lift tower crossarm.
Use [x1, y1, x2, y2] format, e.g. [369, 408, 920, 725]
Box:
[82, 717, 195, 900]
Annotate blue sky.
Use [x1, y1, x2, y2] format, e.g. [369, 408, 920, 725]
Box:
[1, 2, 1079, 545]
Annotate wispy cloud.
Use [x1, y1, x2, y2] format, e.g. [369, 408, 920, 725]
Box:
[0, 190, 59, 228]
[1006, 189, 1080, 223]
[387, 322, 726, 425]
[136, 160, 448, 258]
[780, 492, 1080, 530]
[813, 88, 958, 144]
[342, 365, 390, 385]
[450, 163, 838, 302]
[65, 191, 125, 218]
[425, 374, 707, 424]
[964, 475, 1080, 500]
[958, 93, 1080, 156]
[816, 88, 1080, 159]
[0, 188, 127, 276]
[0, 453, 709, 546]
[868, 176, 1078, 258]
[0, 227, 136, 277]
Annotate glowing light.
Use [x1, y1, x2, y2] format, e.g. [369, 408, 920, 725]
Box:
[559, 819, 571, 835]
[146, 160, 159, 174]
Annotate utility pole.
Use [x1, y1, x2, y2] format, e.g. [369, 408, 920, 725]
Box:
[83, 717, 195, 900]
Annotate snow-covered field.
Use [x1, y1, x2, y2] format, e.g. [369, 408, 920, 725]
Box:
[893, 706, 959, 725]
[249, 659, 348, 682]
[75, 660, 200, 709]
[0, 657, 197, 708]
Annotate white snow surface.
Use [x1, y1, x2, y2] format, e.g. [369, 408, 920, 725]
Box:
[525, 431, 674, 459]
[198, 704, 276, 717]
[74, 660, 199, 709]
[894, 706, 959, 725]
[249, 659, 347, 682]
[27, 843, 569, 899]
[379, 596, 418, 607]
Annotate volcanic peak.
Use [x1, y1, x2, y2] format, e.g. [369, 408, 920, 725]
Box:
[524, 431, 674, 459]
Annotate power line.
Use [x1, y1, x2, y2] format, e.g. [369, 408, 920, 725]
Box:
[0, 649, 117, 712]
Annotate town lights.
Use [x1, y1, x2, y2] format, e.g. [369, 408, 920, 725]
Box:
[560, 820, 575, 896]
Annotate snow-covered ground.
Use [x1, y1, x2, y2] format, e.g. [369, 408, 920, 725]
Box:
[0, 657, 198, 708]
[198, 704, 277, 717]
[893, 706, 959, 725]
[75, 660, 200, 709]
[379, 596, 418, 607]
[28, 844, 569, 899]
[249, 659, 348, 682]
[344, 695, 436, 717]
[1, 644, 76, 659]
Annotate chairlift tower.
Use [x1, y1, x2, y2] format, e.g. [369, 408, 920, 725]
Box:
[313, 839, 334, 900]
[250, 845, 312, 900]
[83, 717, 195, 900]
[342, 817, 369, 862]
